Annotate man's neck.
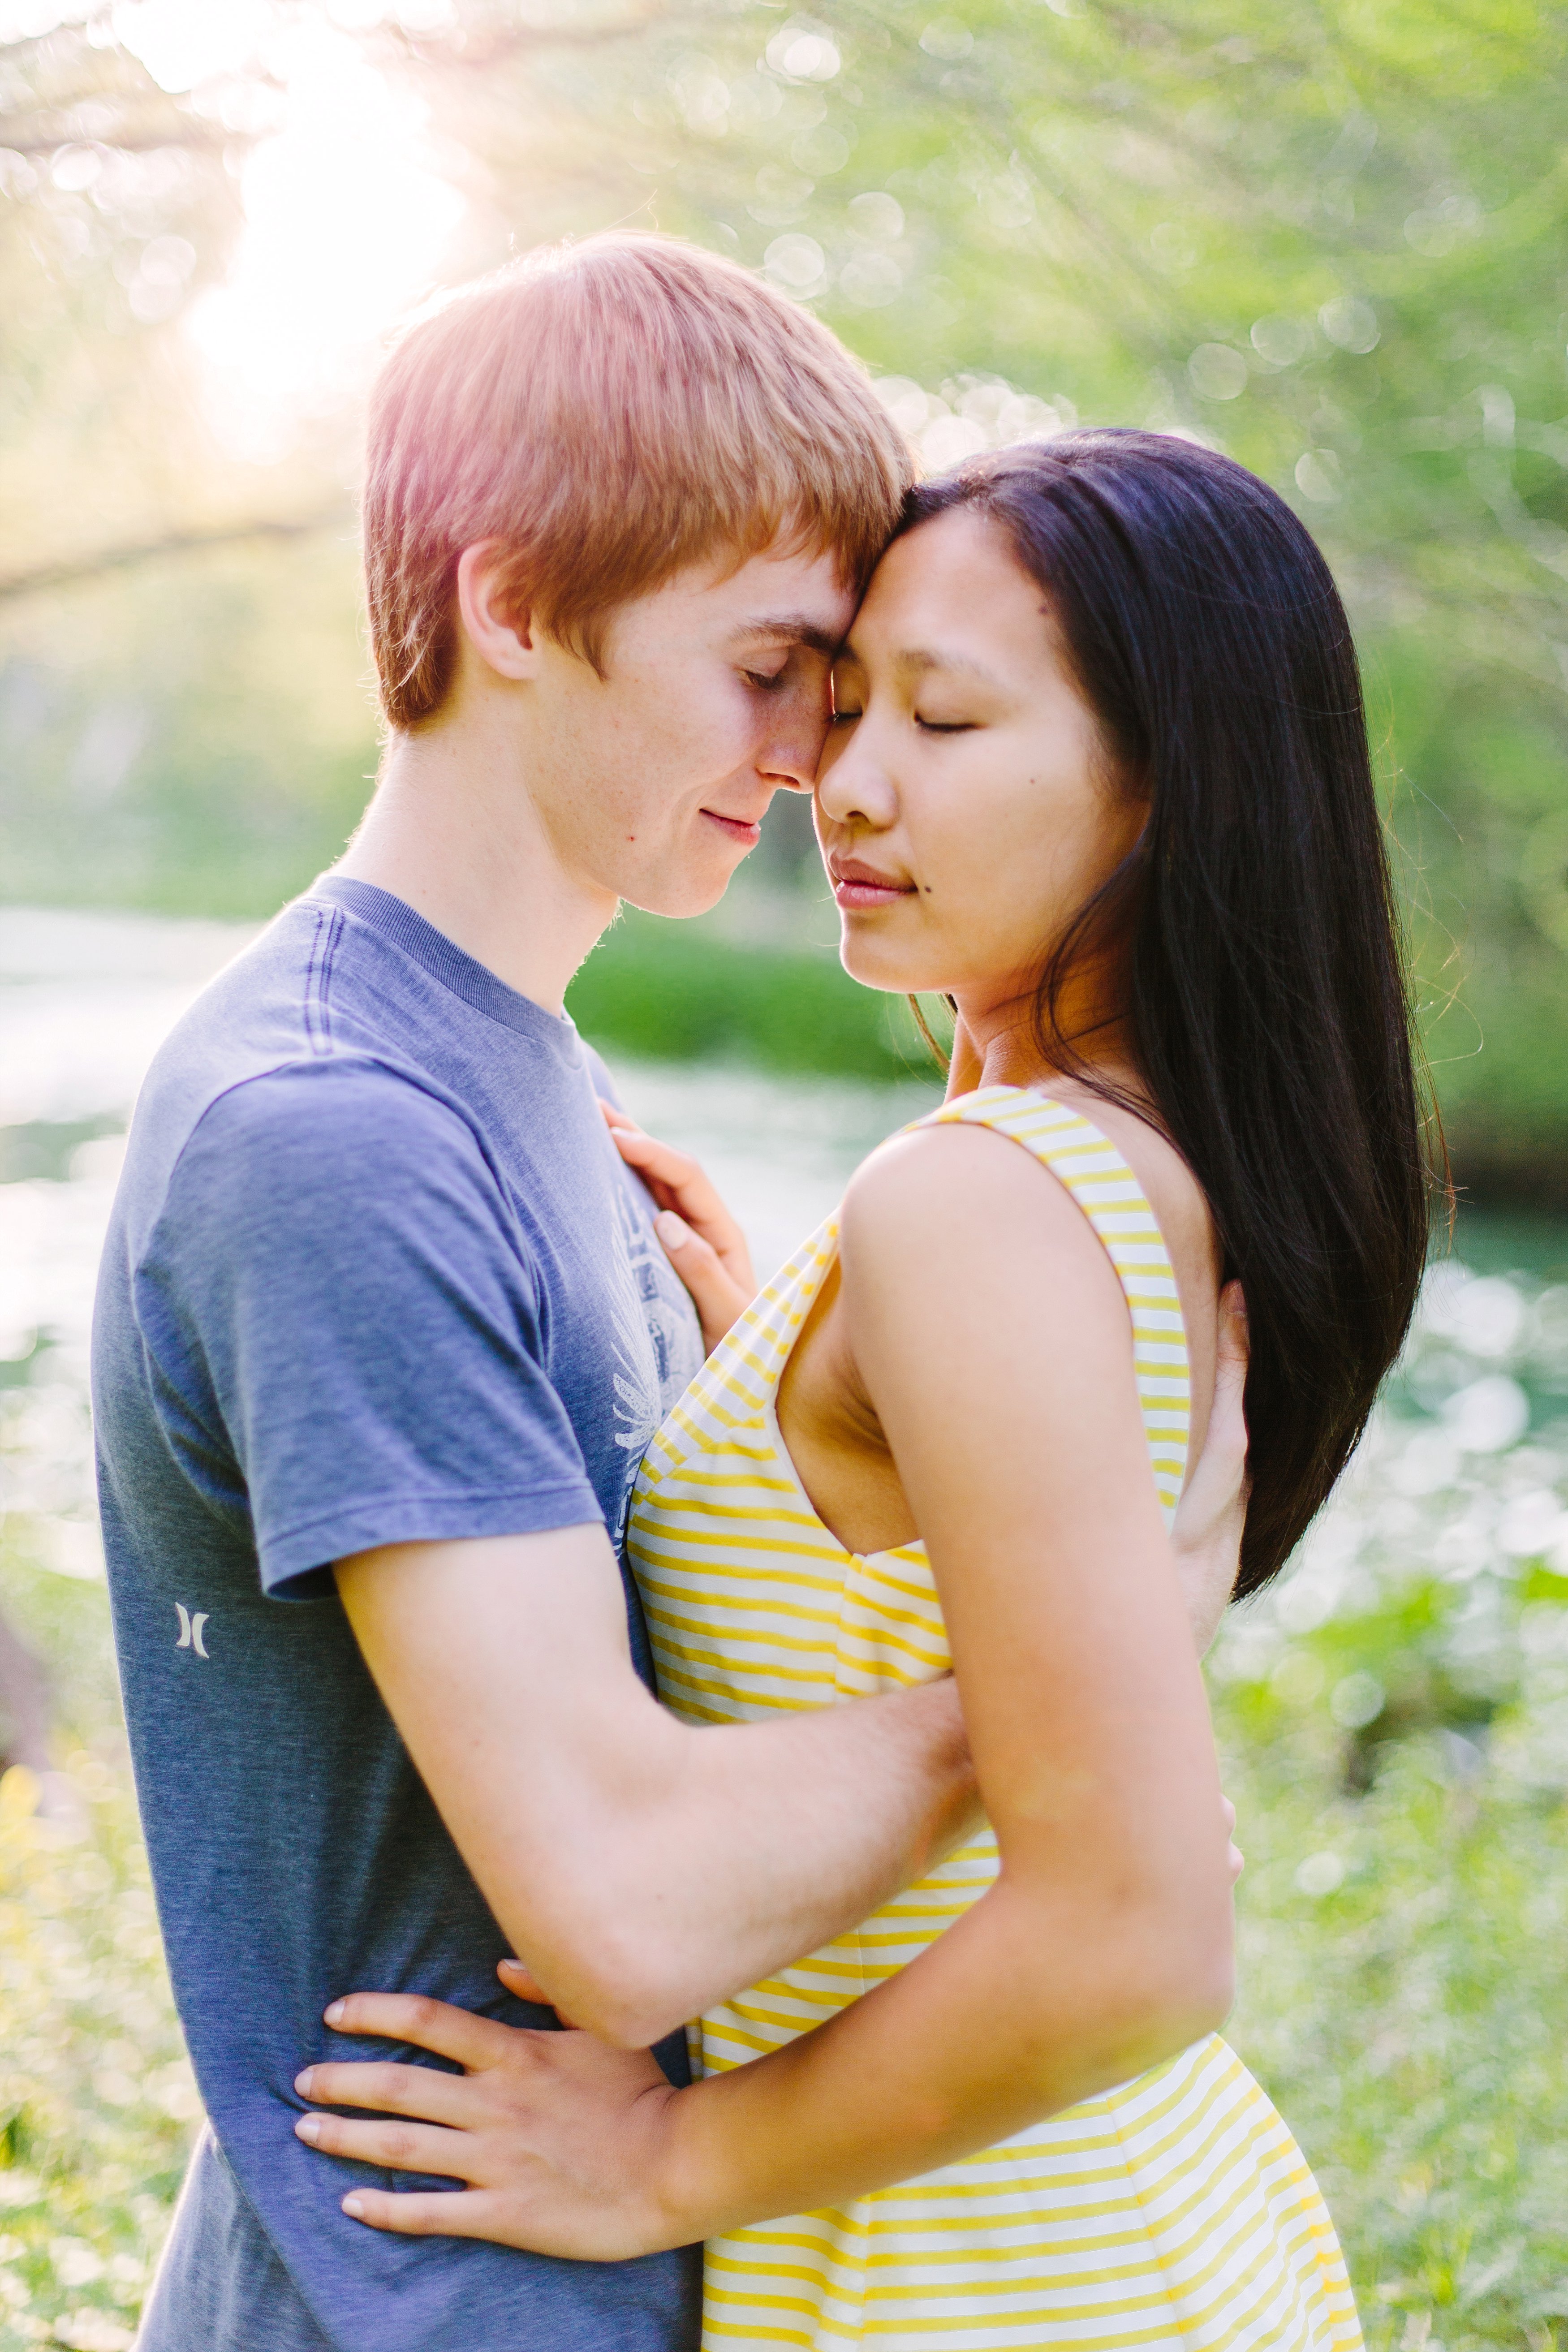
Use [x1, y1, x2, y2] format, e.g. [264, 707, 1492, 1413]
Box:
[335, 720, 617, 1014]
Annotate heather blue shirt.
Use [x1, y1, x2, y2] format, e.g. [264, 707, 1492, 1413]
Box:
[92, 878, 704, 2352]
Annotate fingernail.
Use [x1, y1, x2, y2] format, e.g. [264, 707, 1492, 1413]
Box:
[497, 1956, 521, 1975]
[295, 2116, 321, 2144]
[655, 1211, 690, 1251]
[295, 2068, 314, 2095]
[324, 2000, 345, 2025]
[343, 2194, 365, 2219]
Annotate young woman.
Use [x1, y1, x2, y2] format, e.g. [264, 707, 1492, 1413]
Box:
[296, 433, 1430, 2347]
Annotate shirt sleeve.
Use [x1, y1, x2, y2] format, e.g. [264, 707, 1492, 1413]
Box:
[137, 1058, 603, 1599]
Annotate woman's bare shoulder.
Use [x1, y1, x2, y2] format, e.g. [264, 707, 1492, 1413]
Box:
[836, 1118, 1149, 1427]
[840, 1112, 1132, 1277]
[844, 1113, 1078, 1224]
[841, 1083, 1221, 1377]
[846, 1085, 1215, 1275]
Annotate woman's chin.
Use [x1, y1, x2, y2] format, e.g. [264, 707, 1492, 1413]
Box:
[838, 936, 949, 997]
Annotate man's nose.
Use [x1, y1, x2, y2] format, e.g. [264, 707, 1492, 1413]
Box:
[760, 737, 827, 794]
[758, 685, 834, 792]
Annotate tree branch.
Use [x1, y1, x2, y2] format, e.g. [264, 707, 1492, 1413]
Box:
[388, 9, 701, 71]
[0, 121, 231, 155]
[0, 508, 355, 607]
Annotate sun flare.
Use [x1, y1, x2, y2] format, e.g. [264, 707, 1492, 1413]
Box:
[113, 0, 467, 454]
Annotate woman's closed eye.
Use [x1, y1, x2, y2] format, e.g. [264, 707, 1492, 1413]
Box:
[827, 703, 976, 731]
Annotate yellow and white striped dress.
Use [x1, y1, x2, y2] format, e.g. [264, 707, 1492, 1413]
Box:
[628, 1086, 1361, 2351]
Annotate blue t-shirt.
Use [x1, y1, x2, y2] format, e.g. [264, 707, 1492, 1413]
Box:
[92, 877, 705, 2352]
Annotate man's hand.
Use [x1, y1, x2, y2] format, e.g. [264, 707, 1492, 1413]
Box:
[293, 1988, 687, 2259]
[601, 1101, 756, 1352]
[1170, 1281, 1249, 1655]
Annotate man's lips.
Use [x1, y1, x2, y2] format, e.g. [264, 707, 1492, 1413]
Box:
[829, 858, 916, 911]
[701, 809, 763, 846]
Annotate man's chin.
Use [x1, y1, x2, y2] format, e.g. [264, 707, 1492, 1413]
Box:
[621, 858, 744, 923]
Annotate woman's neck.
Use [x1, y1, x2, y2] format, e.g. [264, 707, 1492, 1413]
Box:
[947, 1001, 1145, 1111]
[949, 945, 1147, 1110]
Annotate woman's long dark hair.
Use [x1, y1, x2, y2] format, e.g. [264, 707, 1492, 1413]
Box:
[902, 431, 1436, 1598]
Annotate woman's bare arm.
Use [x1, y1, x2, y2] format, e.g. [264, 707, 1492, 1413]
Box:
[642, 1124, 1234, 2228]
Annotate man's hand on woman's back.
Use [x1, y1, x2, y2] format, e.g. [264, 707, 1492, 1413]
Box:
[1170, 1281, 1249, 1655]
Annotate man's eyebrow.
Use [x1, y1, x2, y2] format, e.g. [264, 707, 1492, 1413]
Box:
[727, 613, 843, 656]
[892, 647, 1007, 689]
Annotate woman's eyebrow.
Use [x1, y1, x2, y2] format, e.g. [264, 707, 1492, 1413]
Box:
[893, 647, 1007, 689]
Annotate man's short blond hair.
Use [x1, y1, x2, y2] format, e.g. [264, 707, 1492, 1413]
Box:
[363, 233, 913, 729]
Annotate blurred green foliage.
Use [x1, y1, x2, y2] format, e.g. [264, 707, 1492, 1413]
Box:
[0, 1518, 196, 2352]
[568, 907, 934, 1076]
[0, 1759, 194, 2352]
[2, 0, 1567, 1190]
[0, 540, 374, 918]
[1219, 1710, 1568, 2352]
[1201, 1251, 1568, 2344]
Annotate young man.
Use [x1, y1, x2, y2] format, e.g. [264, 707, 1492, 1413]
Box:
[94, 236, 1243, 2352]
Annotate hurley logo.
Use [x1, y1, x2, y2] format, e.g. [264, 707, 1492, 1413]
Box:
[174, 1605, 210, 1659]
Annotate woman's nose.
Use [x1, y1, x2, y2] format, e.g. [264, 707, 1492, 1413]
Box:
[815, 736, 898, 830]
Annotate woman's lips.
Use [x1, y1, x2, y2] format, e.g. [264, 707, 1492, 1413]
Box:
[830, 862, 915, 911]
[702, 810, 762, 846]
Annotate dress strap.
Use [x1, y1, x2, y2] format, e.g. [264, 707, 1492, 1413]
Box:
[911, 1086, 1191, 1521]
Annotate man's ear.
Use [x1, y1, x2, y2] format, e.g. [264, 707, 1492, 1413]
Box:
[455, 541, 541, 682]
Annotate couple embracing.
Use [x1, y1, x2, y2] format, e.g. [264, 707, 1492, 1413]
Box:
[94, 233, 1427, 2351]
